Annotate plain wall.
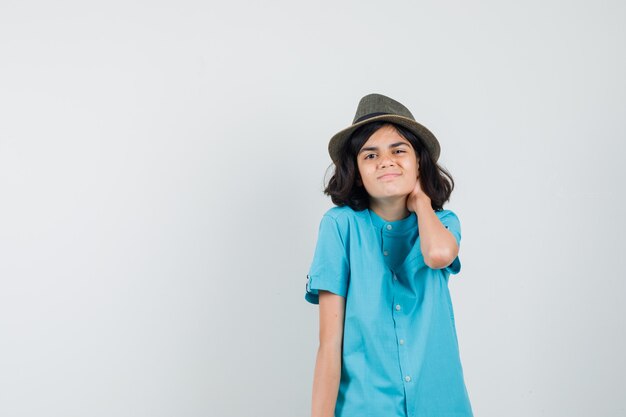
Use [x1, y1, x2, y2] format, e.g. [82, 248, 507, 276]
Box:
[1, 1, 625, 416]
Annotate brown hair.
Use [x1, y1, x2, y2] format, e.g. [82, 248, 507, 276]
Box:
[323, 121, 455, 211]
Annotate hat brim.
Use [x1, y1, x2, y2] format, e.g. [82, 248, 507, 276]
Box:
[328, 115, 441, 164]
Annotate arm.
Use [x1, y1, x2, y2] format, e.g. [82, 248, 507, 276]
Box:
[311, 290, 345, 417]
[407, 179, 459, 269]
[413, 197, 459, 269]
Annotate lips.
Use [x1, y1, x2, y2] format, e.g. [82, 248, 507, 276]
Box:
[378, 173, 401, 180]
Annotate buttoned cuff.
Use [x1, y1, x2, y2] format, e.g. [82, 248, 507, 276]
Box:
[304, 274, 348, 305]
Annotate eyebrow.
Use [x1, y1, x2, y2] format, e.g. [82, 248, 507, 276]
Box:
[358, 142, 411, 154]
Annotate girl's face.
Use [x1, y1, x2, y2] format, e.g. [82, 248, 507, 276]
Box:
[356, 124, 419, 203]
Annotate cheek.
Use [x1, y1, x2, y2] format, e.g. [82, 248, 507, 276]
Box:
[404, 160, 418, 175]
[357, 162, 372, 178]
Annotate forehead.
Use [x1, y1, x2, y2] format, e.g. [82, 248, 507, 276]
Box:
[362, 124, 411, 147]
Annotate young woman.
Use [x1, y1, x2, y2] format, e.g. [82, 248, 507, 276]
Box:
[305, 94, 473, 417]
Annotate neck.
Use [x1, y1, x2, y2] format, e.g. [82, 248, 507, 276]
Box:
[369, 197, 411, 222]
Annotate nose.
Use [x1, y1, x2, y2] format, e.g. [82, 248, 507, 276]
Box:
[378, 152, 396, 168]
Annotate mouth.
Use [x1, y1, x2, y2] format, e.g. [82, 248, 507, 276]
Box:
[378, 173, 401, 180]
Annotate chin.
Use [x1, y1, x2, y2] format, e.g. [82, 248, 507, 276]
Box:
[385, 186, 413, 197]
[365, 184, 412, 200]
[373, 191, 411, 200]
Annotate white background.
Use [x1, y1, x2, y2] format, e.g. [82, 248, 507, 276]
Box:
[1, 1, 625, 416]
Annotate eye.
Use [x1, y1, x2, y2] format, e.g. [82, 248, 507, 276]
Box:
[364, 154, 376, 160]
[394, 149, 406, 154]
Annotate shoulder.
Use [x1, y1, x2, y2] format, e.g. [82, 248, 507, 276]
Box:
[435, 208, 460, 221]
[322, 205, 364, 222]
[319, 205, 367, 233]
[436, 208, 462, 239]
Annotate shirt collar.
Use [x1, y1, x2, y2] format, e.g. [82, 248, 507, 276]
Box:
[368, 208, 417, 233]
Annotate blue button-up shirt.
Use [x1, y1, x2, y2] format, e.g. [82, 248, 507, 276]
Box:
[305, 206, 473, 417]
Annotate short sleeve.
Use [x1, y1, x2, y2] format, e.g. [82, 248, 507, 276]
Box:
[304, 215, 350, 305]
[438, 210, 462, 275]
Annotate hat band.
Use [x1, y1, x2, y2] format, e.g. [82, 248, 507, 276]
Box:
[354, 112, 391, 124]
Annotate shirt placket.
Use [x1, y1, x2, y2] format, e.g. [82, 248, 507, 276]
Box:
[383, 223, 415, 417]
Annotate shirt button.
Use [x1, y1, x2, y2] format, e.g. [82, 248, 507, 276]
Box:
[386, 224, 393, 230]
[393, 275, 398, 281]
[383, 250, 389, 256]
[399, 339, 405, 345]
[395, 304, 401, 311]
[405, 375, 411, 382]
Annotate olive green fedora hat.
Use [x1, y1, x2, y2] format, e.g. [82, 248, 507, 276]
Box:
[328, 93, 441, 164]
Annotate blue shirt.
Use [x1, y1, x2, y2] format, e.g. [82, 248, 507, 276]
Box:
[305, 206, 473, 417]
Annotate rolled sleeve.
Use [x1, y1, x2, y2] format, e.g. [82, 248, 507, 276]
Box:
[438, 210, 462, 275]
[304, 214, 350, 305]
